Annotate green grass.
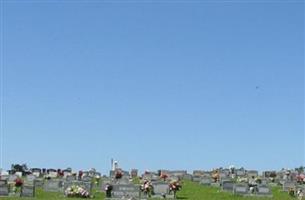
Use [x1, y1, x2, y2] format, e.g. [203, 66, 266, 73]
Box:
[0, 180, 293, 200]
[171, 180, 293, 200]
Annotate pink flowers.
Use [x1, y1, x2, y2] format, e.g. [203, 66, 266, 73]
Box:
[160, 173, 168, 181]
[169, 181, 182, 192]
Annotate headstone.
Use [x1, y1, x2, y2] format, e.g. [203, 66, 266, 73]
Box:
[192, 176, 202, 182]
[21, 185, 35, 197]
[15, 172, 23, 177]
[236, 169, 246, 177]
[66, 176, 76, 182]
[247, 170, 258, 177]
[26, 175, 36, 183]
[234, 184, 248, 195]
[152, 182, 173, 198]
[131, 169, 138, 178]
[44, 179, 63, 192]
[183, 174, 193, 181]
[200, 178, 212, 186]
[35, 178, 44, 188]
[111, 184, 140, 199]
[282, 181, 296, 192]
[0, 181, 8, 196]
[257, 185, 272, 197]
[193, 170, 204, 176]
[8, 175, 18, 182]
[222, 181, 235, 192]
[82, 176, 92, 182]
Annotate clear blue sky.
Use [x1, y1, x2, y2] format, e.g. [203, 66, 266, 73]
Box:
[1, 1, 304, 174]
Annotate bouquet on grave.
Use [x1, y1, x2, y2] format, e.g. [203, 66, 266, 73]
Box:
[169, 180, 182, 193]
[140, 180, 153, 197]
[104, 183, 113, 198]
[65, 185, 90, 198]
[15, 178, 23, 187]
[237, 177, 249, 183]
[160, 173, 168, 181]
[115, 170, 123, 179]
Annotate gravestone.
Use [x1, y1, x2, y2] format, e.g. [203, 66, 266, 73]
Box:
[21, 185, 35, 197]
[34, 178, 44, 188]
[282, 181, 296, 192]
[115, 177, 130, 185]
[8, 175, 18, 182]
[200, 178, 212, 186]
[44, 179, 63, 192]
[82, 176, 93, 182]
[193, 170, 204, 176]
[192, 176, 202, 182]
[247, 170, 258, 177]
[183, 174, 193, 181]
[152, 182, 173, 198]
[236, 169, 246, 177]
[25, 175, 36, 186]
[131, 169, 138, 178]
[221, 181, 235, 192]
[66, 176, 76, 182]
[0, 180, 9, 196]
[234, 184, 248, 195]
[257, 185, 272, 197]
[111, 184, 140, 199]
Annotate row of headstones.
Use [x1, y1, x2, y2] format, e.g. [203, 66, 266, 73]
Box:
[103, 181, 174, 199]
[43, 176, 94, 194]
[220, 180, 273, 197]
[0, 180, 35, 197]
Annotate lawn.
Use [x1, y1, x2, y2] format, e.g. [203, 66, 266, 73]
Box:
[0, 180, 293, 200]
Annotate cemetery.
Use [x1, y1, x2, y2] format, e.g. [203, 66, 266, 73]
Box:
[0, 163, 304, 200]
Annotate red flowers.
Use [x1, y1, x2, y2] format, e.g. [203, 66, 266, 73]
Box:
[160, 173, 168, 181]
[115, 170, 123, 179]
[15, 178, 23, 187]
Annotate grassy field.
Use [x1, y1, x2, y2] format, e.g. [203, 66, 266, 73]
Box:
[0, 180, 294, 200]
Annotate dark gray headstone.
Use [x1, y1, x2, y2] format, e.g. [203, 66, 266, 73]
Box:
[82, 176, 92, 182]
[222, 181, 235, 192]
[200, 178, 212, 186]
[0, 183, 9, 196]
[44, 179, 63, 192]
[234, 184, 248, 195]
[257, 185, 272, 197]
[66, 176, 76, 182]
[112, 184, 140, 199]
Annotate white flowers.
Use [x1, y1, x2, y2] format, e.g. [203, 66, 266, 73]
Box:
[65, 185, 90, 198]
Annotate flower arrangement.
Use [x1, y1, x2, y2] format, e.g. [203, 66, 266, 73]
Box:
[15, 178, 23, 187]
[160, 173, 168, 181]
[288, 188, 295, 197]
[65, 185, 90, 198]
[169, 181, 182, 198]
[115, 170, 123, 179]
[237, 177, 249, 183]
[140, 180, 153, 197]
[104, 184, 113, 198]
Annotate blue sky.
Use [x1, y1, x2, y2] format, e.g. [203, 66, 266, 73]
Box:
[0, 1, 304, 174]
